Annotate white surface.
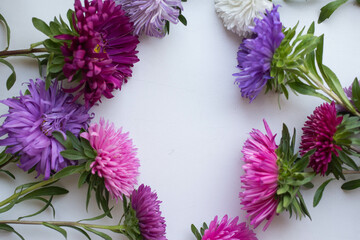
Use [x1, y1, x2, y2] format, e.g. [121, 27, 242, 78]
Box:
[1, 0, 360, 239]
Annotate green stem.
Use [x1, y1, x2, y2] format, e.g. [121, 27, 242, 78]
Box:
[0, 177, 57, 207]
[0, 48, 48, 57]
[298, 65, 360, 117]
[0, 220, 125, 232]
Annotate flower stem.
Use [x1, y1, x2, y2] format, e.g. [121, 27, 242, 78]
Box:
[343, 170, 360, 174]
[0, 177, 57, 208]
[0, 220, 125, 232]
[0, 48, 48, 57]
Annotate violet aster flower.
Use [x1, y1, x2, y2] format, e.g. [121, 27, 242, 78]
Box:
[56, 0, 139, 107]
[131, 184, 167, 240]
[202, 215, 257, 240]
[240, 119, 279, 230]
[0, 79, 90, 179]
[80, 118, 139, 199]
[117, 0, 183, 38]
[300, 102, 343, 175]
[233, 5, 284, 101]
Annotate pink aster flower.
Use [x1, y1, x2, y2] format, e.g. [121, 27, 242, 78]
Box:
[300, 102, 343, 175]
[131, 184, 167, 240]
[57, 0, 139, 107]
[80, 118, 139, 199]
[202, 215, 257, 240]
[239, 119, 279, 230]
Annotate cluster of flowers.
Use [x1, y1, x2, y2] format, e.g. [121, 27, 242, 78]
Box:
[0, 0, 187, 239]
[190, 1, 360, 240]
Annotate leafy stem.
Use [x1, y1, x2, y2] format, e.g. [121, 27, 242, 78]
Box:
[0, 220, 125, 231]
[0, 48, 48, 58]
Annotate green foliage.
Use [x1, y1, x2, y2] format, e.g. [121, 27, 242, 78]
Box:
[32, 10, 76, 89]
[0, 14, 11, 51]
[270, 22, 320, 99]
[318, 0, 348, 24]
[122, 197, 142, 240]
[313, 178, 334, 207]
[191, 222, 208, 240]
[0, 224, 24, 240]
[275, 124, 314, 219]
[0, 58, 17, 90]
[342, 179, 360, 190]
[165, 6, 187, 35]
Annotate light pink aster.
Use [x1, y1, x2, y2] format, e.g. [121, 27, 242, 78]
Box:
[239, 119, 279, 230]
[80, 118, 139, 199]
[202, 215, 257, 240]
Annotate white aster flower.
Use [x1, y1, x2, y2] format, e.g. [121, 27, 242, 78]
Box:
[215, 0, 273, 37]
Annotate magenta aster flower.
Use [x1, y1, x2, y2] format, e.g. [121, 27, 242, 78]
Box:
[131, 184, 167, 240]
[202, 215, 257, 240]
[239, 119, 279, 230]
[233, 5, 284, 101]
[80, 118, 139, 199]
[116, 0, 183, 38]
[300, 102, 343, 175]
[57, 0, 139, 106]
[0, 79, 91, 179]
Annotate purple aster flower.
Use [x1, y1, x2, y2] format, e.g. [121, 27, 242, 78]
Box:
[116, 0, 183, 38]
[300, 102, 343, 175]
[233, 5, 284, 101]
[0, 79, 91, 179]
[56, 0, 139, 107]
[202, 215, 257, 240]
[131, 184, 167, 240]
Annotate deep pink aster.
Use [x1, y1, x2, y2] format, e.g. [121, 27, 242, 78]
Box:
[57, 0, 139, 107]
[202, 215, 257, 240]
[131, 184, 167, 240]
[80, 118, 139, 199]
[239, 119, 279, 230]
[300, 102, 343, 175]
[0, 79, 91, 179]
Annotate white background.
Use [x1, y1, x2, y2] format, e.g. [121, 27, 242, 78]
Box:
[1, 0, 360, 239]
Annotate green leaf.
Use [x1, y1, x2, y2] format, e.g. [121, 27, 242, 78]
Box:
[0, 169, 15, 179]
[64, 226, 91, 240]
[318, 0, 348, 24]
[53, 164, 84, 180]
[191, 224, 202, 240]
[342, 179, 360, 190]
[313, 178, 334, 207]
[289, 81, 331, 103]
[17, 186, 69, 203]
[0, 224, 24, 240]
[337, 150, 359, 171]
[32, 18, 52, 36]
[0, 14, 11, 50]
[351, 78, 360, 110]
[0, 58, 16, 90]
[178, 14, 187, 26]
[42, 222, 67, 239]
[60, 150, 86, 161]
[78, 207, 113, 222]
[303, 182, 314, 189]
[307, 22, 315, 34]
[82, 226, 112, 240]
[17, 196, 54, 220]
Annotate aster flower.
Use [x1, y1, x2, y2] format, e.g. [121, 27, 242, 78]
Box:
[0, 79, 90, 179]
[233, 5, 284, 101]
[80, 118, 139, 199]
[240, 119, 279, 229]
[200, 215, 257, 240]
[34, 0, 139, 107]
[116, 0, 183, 38]
[123, 184, 167, 240]
[300, 102, 342, 175]
[215, 0, 272, 37]
[240, 120, 313, 230]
